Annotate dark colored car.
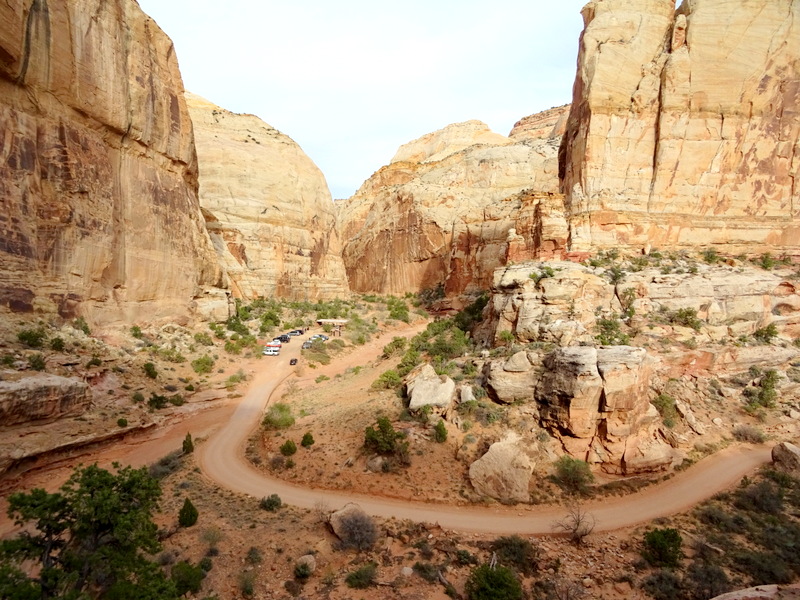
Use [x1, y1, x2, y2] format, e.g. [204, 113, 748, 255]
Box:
[278, 334, 290, 343]
[290, 358, 298, 365]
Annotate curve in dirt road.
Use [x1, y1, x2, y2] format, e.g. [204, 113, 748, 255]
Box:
[197, 327, 773, 535]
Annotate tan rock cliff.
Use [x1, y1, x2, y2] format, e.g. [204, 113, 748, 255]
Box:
[560, 0, 800, 254]
[186, 93, 349, 301]
[0, 0, 226, 327]
[509, 105, 570, 142]
[339, 118, 565, 298]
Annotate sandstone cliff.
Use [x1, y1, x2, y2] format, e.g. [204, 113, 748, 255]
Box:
[186, 93, 349, 301]
[560, 0, 800, 254]
[339, 118, 565, 299]
[0, 0, 226, 327]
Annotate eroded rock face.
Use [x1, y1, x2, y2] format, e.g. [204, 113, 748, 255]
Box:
[468, 433, 533, 503]
[560, 0, 800, 254]
[339, 118, 566, 298]
[0, 374, 91, 427]
[0, 0, 225, 327]
[405, 364, 455, 411]
[509, 105, 570, 142]
[479, 262, 800, 349]
[186, 93, 349, 301]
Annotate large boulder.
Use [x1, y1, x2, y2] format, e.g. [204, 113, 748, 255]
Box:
[0, 375, 91, 427]
[772, 442, 800, 476]
[469, 433, 533, 503]
[406, 364, 455, 411]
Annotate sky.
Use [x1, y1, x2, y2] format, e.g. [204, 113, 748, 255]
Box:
[137, 1, 587, 199]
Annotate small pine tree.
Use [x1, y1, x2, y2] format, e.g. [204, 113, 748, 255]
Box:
[179, 498, 199, 528]
[301, 432, 315, 448]
[280, 440, 297, 456]
[183, 433, 194, 454]
[433, 420, 448, 443]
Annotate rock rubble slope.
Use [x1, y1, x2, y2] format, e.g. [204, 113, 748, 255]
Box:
[186, 93, 349, 301]
[0, 0, 226, 327]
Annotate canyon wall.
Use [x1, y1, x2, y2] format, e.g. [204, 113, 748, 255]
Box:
[186, 93, 349, 301]
[0, 0, 226, 327]
[560, 0, 800, 253]
[339, 113, 569, 299]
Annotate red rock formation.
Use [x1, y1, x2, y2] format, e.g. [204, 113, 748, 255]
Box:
[0, 0, 226, 327]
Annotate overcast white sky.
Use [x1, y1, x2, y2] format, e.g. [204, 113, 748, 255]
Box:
[137, 1, 587, 199]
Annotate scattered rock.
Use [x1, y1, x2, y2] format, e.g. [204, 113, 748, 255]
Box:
[468, 433, 533, 503]
[296, 554, 316, 574]
[406, 364, 455, 411]
[772, 442, 800, 476]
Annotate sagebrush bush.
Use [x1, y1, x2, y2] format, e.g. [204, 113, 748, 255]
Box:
[262, 403, 295, 429]
[345, 563, 376, 589]
[337, 509, 378, 551]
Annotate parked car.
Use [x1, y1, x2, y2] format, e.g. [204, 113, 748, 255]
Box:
[301, 341, 312, 349]
[278, 334, 290, 343]
[263, 347, 279, 356]
[289, 358, 298, 365]
[288, 330, 303, 336]
[310, 334, 329, 341]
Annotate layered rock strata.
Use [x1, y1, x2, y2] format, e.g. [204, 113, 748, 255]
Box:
[560, 0, 800, 253]
[0, 374, 90, 427]
[339, 119, 566, 298]
[186, 93, 349, 300]
[0, 0, 226, 326]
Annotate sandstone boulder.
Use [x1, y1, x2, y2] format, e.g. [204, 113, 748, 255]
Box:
[296, 554, 317, 574]
[328, 503, 370, 542]
[772, 442, 800, 476]
[0, 374, 91, 427]
[186, 93, 349, 301]
[469, 433, 532, 503]
[406, 364, 455, 411]
[709, 584, 800, 600]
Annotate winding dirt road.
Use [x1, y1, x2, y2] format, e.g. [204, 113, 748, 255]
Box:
[197, 332, 773, 535]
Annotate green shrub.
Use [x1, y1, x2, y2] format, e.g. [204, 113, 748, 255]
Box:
[178, 498, 199, 527]
[757, 253, 776, 270]
[683, 561, 731, 600]
[18, 328, 46, 348]
[382, 336, 407, 358]
[641, 569, 682, 600]
[753, 323, 778, 343]
[412, 561, 438, 582]
[182, 433, 194, 454]
[86, 355, 101, 368]
[171, 561, 205, 595]
[245, 547, 262, 565]
[117, 418, 128, 428]
[262, 403, 295, 429]
[551, 456, 594, 495]
[294, 561, 312, 580]
[433, 420, 448, 443]
[194, 332, 214, 346]
[280, 440, 297, 457]
[143, 362, 157, 379]
[372, 369, 401, 390]
[130, 325, 143, 339]
[492, 535, 539, 575]
[453, 292, 489, 333]
[73, 317, 90, 335]
[595, 314, 630, 345]
[465, 564, 522, 600]
[364, 417, 404, 455]
[669, 307, 702, 331]
[192, 355, 215, 375]
[642, 528, 683, 568]
[701, 248, 720, 264]
[132, 391, 145, 403]
[49, 337, 65, 351]
[28, 354, 46, 371]
[345, 563, 376, 589]
[732, 424, 766, 444]
[238, 571, 256, 597]
[301, 432, 315, 448]
[652, 393, 678, 428]
[260, 494, 282, 512]
[732, 550, 793, 585]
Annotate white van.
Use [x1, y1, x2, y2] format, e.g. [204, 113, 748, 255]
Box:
[262, 346, 280, 356]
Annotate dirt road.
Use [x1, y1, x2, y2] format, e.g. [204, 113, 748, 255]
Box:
[198, 330, 773, 534]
